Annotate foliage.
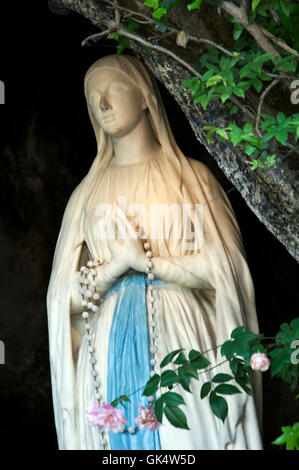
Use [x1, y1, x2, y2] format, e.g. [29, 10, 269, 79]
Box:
[272, 422, 299, 450]
[105, 0, 299, 170]
[112, 318, 299, 449]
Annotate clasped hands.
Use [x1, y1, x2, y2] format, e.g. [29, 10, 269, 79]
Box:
[104, 202, 148, 278]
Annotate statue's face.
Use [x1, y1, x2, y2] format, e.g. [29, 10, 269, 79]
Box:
[86, 69, 147, 138]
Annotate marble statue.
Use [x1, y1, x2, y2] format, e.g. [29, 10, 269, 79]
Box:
[47, 54, 263, 450]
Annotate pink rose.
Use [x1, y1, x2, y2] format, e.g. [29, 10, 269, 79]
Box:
[86, 401, 128, 433]
[134, 403, 161, 431]
[250, 352, 270, 372]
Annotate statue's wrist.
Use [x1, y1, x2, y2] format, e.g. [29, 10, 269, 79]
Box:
[106, 258, 128, 278]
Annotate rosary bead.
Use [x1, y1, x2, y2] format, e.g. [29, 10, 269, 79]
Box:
[147, 261, 153, 269]
[90, 269, 97, 276]
[87, 260, 94, 268]
[85, 289, 93, 298]
[145, 267, 150, 274]
[148, 307, 155, 315]
[81, 300, 87, 307]
[87, 302, 93, 309]
[144, 242, 150, 250]
[100, 438, 107, 446]
[150, 371, 155, 377]
[145, 251, 153, 258]
[147, 396, 154, 402]
[92, 370, 98, 377]
[147, 273, 155, 281]
[93, 293, 100, 300]
[82, 311, 89, 319]
[85, 324, 91, 330]
[92, 305, 99, 313]
[148, 285, 154, 291]
[151, 320, 157, 327]
[88, 345, 94, 353]
[128, 427, 136, 434]
[150, 345, 158, 354]
[150, 332, 159, 339]
[86, 334, 93, 341]
[148, 295, 155, 304]
[89, 357, 96, 365]
[150, 359, 157, 366]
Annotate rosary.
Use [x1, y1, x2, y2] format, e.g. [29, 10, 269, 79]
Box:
[78, 240, 159, 449]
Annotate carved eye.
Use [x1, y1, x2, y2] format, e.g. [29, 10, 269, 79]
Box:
[109, 83, 124, 93]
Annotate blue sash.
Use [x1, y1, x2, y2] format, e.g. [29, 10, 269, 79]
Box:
[103, 272, 164, 450]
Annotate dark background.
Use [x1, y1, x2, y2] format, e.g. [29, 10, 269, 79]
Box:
[0, 1, 298, 451]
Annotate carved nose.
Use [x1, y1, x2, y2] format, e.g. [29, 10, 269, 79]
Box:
[100, 96, 110, 111]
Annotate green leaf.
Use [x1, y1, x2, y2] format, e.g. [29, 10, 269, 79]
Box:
[214, 384, 241, 395]
[252, 0, 261, 11]
[244, 123, 253, 133]
[152, 6, 167, 18]
[206, 74, 223, 87]
[251, 159, 264, 170]
[253, 78, 263, 92]
[110, 395, 130, 407]
[189, 350, 201, 362]
[209, 391, 228, 422]
[229, 105, 238, 115]
[144, 0, 159, 8]
[154, 397, 164, 423]
[194, 94, 211, 109]
[164, 405, 190, 429]
[189, 350, 211, 369]
[253, 53, 273, 66]
[280, 0, 290, 16]
[192, 356, 211, 369]
[276, 129, 288, 145]
[212, 373, 234, 383]
[174, 352, 187, 365]
[161, 370, 180, 387]
[162, 391, 185, 406]
[160, 349, 184, 368]
[127, 18, 141, 32]
[245, 145, 256, 156]
[187, 0, 203, 10]
[233, 23, 244, 40]
[181, 363, 199, 379]
[277, 112, 286, 125]
[108, 32, 119, 40]
[178, 366, 192, 392]
[179, 77, 198, 90]
[264, 154, 276, 167]
[232, 87, 245, 98]
[220, 89, 232, 103]
[143, 373, 160, 396]
[200, 381, 211, 399]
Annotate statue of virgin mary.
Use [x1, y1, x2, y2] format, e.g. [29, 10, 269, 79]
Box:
[47, 54, 263, 450]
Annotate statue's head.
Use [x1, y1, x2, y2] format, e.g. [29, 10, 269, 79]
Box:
[84, 55, 160, 145]
[85, 64, 148, 139]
